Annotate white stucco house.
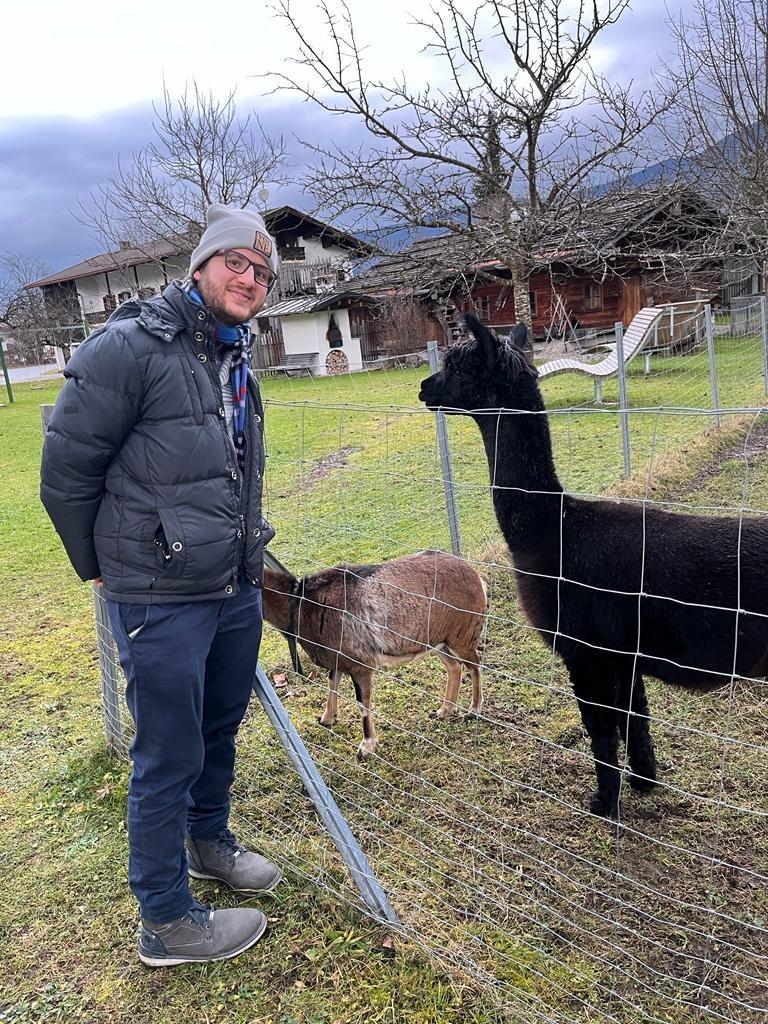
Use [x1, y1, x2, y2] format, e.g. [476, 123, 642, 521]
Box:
[25, 206, 379, 369]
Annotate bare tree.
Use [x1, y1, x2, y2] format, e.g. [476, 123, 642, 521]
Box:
[666, 0, 768, 282]
[0, 253, 80, 365]
[267, 0, 675, 326]
[81, 83, 287, 265]
[0, 253, 46, 326]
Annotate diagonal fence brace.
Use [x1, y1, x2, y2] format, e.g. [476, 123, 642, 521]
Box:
[252, 663, 401, 928]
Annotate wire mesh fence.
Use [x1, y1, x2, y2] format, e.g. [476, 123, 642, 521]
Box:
[91, 313, 768, 1022]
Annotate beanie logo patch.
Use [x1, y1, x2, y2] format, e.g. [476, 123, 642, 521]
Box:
[253, 232, 273, 259]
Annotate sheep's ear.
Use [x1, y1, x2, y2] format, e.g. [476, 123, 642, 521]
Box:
[463, 314, 500, 365]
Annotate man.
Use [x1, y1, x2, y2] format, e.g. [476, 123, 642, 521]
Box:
[41, 205, 283, 967]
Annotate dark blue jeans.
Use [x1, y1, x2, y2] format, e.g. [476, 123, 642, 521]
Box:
[107, 584, 263, 923]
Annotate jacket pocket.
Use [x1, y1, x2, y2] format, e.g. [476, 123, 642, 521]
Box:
[243, 516, 275, 583]
[181, 355, 205, 425]
[156, 507, 188, 578]
[260, 516, 276, 546]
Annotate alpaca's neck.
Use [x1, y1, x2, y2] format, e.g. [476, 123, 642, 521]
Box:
[474, 399, 563, 553]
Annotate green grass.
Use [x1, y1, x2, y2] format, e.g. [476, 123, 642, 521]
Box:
[1, 339, 767, 1024]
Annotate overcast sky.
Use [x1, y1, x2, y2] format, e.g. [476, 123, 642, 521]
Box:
[1, 0, 696, 274]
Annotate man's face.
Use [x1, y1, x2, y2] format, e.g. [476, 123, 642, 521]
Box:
[193, 248, 271, 325]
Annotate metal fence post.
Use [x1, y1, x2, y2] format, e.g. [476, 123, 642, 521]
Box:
[252, 666, 401, 927]
[427, 340, 462, 556]
[42, 402, 125, 751]
[705, 304, 721, 428]
[93, 585, 125, 755]
[614, 322, 632, 478]
[760, 295, 768, 397]
[0, 339, 14, 403]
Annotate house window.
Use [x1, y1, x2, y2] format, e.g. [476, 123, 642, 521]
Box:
[583, 282, 603, 310]
[103, 293, 117, 313]
[529, 291, 537, 316]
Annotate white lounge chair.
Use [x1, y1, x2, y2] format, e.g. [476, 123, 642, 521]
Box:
[537, 306, 666, 403]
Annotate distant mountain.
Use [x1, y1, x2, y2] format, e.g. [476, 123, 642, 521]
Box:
[354, 224, 449, 254]
[349, 224, 450, 276]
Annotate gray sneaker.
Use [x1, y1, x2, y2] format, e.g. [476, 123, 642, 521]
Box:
[139, 900, 266, 967]
[187, 829, 283, 894]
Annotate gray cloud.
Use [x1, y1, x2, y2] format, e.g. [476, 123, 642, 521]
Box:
[0, 105, 156, 270]
[0, 97, 373, 274]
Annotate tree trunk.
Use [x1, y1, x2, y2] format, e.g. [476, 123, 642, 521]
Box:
[510, 261, 533, 331]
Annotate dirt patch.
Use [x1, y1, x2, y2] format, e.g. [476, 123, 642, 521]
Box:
[273, 446, 363, 498]
[679, 415, 768, 498]
[303, 446, 362, 487]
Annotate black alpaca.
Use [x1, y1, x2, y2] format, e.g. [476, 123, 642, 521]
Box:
[419, 315, 768, 816]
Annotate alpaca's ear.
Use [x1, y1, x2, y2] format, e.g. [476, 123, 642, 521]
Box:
[463, 314, 500, 365]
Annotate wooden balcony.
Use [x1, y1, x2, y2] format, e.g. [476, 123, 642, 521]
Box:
[269, 259, 349, 304]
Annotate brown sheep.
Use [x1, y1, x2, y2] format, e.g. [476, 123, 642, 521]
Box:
[263, 550, 487, 757]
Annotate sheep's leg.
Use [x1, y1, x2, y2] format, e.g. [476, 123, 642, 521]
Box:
[571, 668, 622, 817]
[436, 652, 463, 719]
[319, 669, 342, 728]
[465, 656, 483, 719]
[619, 673, 658, 792]
[350, 668, 378, 759]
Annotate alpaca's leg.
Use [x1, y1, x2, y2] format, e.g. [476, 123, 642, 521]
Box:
[571, 667, 621, 817]
[319, 669, 342, 727]
[619, 673, 657, 792]
[350, 668, 378, 758]
[436, 652, 463, 718]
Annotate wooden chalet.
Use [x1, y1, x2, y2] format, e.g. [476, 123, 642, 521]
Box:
[351, 186, 722, 346]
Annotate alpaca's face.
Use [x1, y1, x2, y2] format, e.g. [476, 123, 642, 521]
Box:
[418, 316, 536, 413]
[418, 338, 495, 412]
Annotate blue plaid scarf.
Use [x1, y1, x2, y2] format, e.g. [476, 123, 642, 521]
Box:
[187, 285, 250, 471]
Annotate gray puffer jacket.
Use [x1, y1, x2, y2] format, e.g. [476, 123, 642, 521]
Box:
[40, 282, 274, 603]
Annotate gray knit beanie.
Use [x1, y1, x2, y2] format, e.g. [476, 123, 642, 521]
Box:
[189, 204, 279, 277]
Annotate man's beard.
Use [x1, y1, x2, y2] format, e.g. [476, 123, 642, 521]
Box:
[197, 279, 257, 326]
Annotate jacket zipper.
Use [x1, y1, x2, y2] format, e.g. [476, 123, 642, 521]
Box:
[241, 374, 261, 581]
[192, 332, 248, 582]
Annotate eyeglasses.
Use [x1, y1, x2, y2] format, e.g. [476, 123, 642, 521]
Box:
[221, 250, 276, 289]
